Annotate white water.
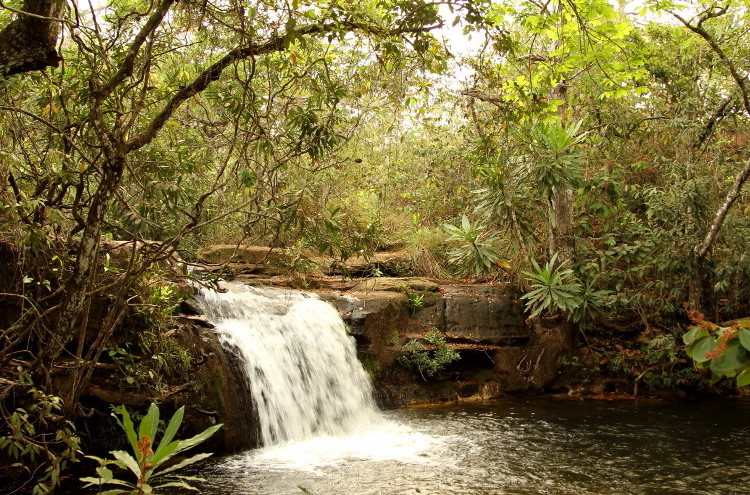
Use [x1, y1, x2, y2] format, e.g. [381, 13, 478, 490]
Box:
[196, 283, 383, 446]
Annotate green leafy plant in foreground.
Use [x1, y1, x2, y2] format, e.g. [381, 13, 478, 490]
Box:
[81, 403, 222, 494]
[683, 310, 750, 387]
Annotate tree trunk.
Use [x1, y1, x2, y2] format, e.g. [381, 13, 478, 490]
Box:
[551, 187, 575, 264]
[0, 0, 65, 76]
[43, 157, 125, 366]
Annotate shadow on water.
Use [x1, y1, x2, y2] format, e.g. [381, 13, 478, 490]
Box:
[191, 396, 750, 495]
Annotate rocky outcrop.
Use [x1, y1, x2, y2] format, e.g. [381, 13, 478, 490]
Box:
[414, 285, 527, 343]
[320, 280, 576, 407]
[350, 277, 439, 293]
[198, 245, 285, 265]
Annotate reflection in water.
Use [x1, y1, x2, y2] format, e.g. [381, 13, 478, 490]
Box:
[195, 397, 750, 495]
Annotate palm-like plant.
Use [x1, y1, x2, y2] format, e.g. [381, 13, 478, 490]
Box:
[443, 215, 504, 276]
[81, 403, 222, 494]
[521, 253, 583, 318]
[526, 119, 587, 198]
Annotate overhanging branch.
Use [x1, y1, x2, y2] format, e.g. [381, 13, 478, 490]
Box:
[0, 0, 66, 76]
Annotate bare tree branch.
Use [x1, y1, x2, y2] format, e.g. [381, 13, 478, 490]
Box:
[94, 0, 176, 100]
[695, 157, 750, 260]
[671, 8, 750, 262]
[672, 10, 750, 115]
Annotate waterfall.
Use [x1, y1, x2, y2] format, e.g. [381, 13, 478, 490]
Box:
[195, 283, 381, 446]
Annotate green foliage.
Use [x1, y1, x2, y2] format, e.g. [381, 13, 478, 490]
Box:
[397, 328, 460, 379]
[406, 293, 424, 315]
[0, 369, 80, 495]
[361, 356, 382, 377]
[683, 313, 750, 387]
[561, 333, 708, 394]
[525, 120, 587, 198]
[443, 215, 502, 276]
[81, 403, 222, 494]
[521, 253, 583, 319]
[102, 328, 191, 395]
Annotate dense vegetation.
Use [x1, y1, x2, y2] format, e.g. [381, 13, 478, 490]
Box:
[1, 0, 750, 492]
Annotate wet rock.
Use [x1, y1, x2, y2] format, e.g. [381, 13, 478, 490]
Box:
[81, 321, 259, 454]
[321, 291, 408, 362]
[374, 379, 504, 408]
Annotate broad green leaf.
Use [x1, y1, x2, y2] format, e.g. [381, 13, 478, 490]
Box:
[709, 371, 723, 385]
[111, 451, 140, 477]
[138, 403, 160, 450]
[156, 452, 213, 476]
[739, 329, 750, 351]
[153, 406, 184, 461]
[737, 370, 750, 387]
[689, 337, 716, 363]
[113, 406, 137, 453]
[711, 341, 746, 373]
[151, 441, 180, 470]
[96, 466, 114, 481]
[153, 481, 200, 491]
[683, 327, 707, 345]
[173, 423, 223, 455]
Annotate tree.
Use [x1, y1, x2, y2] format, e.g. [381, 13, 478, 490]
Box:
[0, 0, 456, 489]
[662, 1, 750, 311]
[463, 0, 647, 266]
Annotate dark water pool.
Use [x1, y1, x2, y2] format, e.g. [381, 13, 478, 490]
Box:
[193, 397, 750, 495]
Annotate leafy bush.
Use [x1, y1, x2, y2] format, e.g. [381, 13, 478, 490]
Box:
[397, 329, 460, 379]
[81, 403, 222, 494]
[0, 370, 80, 495]
[683, 311, 750, 387]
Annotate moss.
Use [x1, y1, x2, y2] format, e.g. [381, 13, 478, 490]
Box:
[199, 370, 226, 409]
[361, 355, 382, 377]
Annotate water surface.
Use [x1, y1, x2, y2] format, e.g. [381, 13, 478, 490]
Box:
[195, 396, 750, 495]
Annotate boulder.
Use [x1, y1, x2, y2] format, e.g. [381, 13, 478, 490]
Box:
[442, 285, 527, 342]
[81, 321, 260, 453]
[414, 285, 527, 344]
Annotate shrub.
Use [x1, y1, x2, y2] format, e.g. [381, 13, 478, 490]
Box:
[397, 329, 460, 379]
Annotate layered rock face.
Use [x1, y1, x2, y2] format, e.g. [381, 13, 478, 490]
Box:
[321, 278, 574, 407]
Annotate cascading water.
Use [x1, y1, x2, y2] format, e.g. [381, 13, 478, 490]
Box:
[195, 282, 381, 446]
